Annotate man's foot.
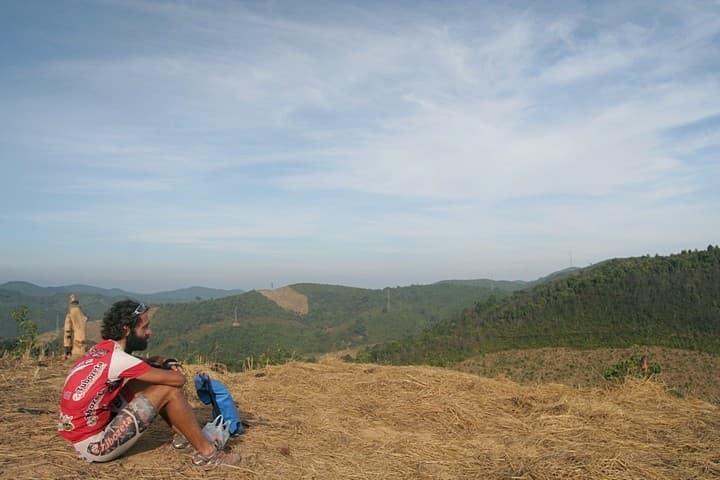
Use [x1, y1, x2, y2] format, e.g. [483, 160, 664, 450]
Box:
[192, 448, 241, 468]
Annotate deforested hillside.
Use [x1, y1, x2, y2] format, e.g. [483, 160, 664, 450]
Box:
[359, 246, 720, 365]
[2, 356, 719, 479]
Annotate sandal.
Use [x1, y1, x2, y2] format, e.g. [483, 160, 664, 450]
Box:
[171, 433, 194, 453]
[192, 448, 241, 468]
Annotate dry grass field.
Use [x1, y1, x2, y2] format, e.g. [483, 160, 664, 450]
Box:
[1, 354, 719, 480]
[457, 346, 720, 404]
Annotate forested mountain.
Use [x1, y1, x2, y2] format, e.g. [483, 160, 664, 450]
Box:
[147, 281, 526, 368]
[11, 246, 717, 373]
[358, 246, 720, 365]
[2, 277, 529, 363]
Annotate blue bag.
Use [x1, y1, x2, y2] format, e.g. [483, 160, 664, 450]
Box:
[194, 373, 244, 436]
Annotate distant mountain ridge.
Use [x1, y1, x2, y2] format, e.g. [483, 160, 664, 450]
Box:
[0, 273, 562, 341]
[0, 281, 244, 302]
[139, 286, 246, 303]
[0, 282, 245, 338]
[6, 248, 718, 382]
[433, 267, 580, 290]
[433, 278, 528, 289]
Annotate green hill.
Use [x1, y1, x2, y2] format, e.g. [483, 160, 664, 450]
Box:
[357, 246, 720, 365]
[147, 281, 528, 369]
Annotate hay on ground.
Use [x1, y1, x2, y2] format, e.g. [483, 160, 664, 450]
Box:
[1, 356, 719, 479]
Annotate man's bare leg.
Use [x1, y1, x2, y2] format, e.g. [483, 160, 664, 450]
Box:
[126, 381, 215, 457]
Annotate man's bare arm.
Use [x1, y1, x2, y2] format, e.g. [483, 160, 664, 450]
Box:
[135, 365, 186, 387]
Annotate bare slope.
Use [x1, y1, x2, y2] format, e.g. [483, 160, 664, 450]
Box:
[257, 286, 309, 315]
[1, 356, 719, 480]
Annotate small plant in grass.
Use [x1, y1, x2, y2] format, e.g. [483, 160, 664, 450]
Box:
[10, 305, 39, 358]
[604, 346, 660, 381]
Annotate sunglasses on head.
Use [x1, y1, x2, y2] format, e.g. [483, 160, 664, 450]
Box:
[132, 303, 147, 316]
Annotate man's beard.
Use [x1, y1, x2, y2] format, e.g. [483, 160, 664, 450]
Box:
[126, 330, 148, 352]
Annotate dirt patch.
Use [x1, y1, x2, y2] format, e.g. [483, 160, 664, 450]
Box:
[258, 287, 309, 315]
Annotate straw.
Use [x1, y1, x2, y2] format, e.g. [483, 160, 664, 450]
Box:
[1, 355, 718, 479]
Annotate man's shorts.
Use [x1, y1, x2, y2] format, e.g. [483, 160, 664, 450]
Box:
[73, 387, 158, 462]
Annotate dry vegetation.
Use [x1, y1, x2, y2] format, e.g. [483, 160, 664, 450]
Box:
[257, 287, 309, 315]
[1, 355, 719, 480]
[457, 346, 720, 404]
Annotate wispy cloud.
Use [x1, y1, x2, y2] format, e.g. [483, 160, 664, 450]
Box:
[1, 0, 718, 290]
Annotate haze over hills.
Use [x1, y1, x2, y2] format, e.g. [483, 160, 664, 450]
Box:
[0, 281, 245, 301]
[0, 271, 562, 341]
[0, 282, 245, 338]
[434, 267, 580, 290]
[3, 247, 719, 383]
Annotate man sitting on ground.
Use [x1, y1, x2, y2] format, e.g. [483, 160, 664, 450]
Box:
[57, 299, 240, 468]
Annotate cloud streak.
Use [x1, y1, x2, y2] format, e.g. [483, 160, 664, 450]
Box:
[1, 0, 718, 291]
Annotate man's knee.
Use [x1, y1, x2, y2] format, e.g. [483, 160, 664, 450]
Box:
[141, 383, 186, 410]
[124, 394, 157, 431]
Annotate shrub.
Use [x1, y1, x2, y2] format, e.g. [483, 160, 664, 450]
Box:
[604, 347, 661, 381]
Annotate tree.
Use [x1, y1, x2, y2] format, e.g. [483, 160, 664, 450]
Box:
[11, 305, 38, 356]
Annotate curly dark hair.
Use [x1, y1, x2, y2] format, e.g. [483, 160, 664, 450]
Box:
[101, 299, 144, 340]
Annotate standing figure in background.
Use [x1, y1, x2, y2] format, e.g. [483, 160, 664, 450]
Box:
[64, 293, 88, 359]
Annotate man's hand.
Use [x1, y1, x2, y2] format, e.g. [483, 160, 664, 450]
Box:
[147, 355, 182, 370]
[146, 355, 166, 368]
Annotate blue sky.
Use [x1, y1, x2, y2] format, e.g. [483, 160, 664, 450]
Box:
[1, 0, 718, 293]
